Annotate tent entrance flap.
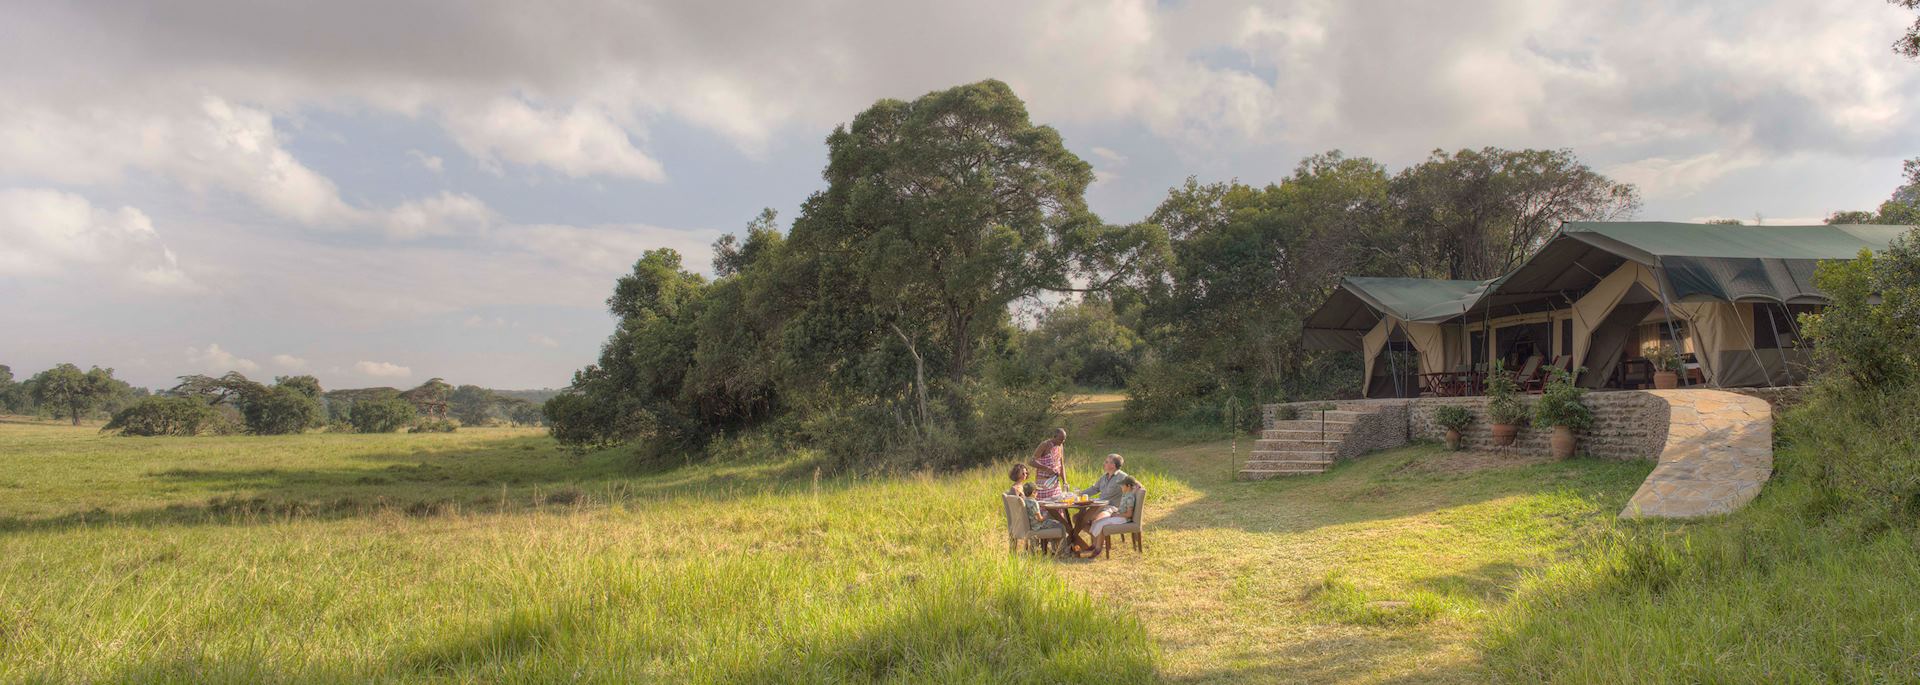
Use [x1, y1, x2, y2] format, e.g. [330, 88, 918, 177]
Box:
[1581, 301, 1659, 388]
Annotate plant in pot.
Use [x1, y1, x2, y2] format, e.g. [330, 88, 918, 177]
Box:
[1485, 359, 1528, 447]
[1534, 365, 1593, 458]
[1647, 344, 1684, 389]
[1433, 405, 1473, 451]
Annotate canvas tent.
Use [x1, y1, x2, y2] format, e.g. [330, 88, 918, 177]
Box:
[1304, 222, 1909, 394]
[1302, 277, 1490, 397]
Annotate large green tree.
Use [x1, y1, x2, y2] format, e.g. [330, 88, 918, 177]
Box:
[1127, 153, 1400, 420]
[1389, 147, 1639, 280]
[27, 364, 121, 425]
[552, 80, 1163, 467]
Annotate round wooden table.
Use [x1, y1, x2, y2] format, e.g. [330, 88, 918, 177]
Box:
[1040, 499, 1108, 555]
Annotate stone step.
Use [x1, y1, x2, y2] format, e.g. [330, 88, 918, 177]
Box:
[1262, 428, 1351, 440]
[1248, 449, 1335, 460]
[1279, 409, 1373, 421]
[1268, 418, 1359, 431]
[1243, 457, 1334, 469]
[1255, 438, 1341, 451]
[1239, 466, 1331, 480]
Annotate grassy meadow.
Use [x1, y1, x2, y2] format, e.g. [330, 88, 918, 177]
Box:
[0, 399, 1657, 683]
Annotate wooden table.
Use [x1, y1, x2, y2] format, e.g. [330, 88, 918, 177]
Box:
[1040, 499, 1108, 555]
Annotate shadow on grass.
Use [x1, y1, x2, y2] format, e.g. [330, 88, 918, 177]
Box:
[1143, 441, 1654, 538]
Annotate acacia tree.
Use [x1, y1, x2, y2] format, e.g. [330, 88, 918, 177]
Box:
[27, 364, 120, 425]
[169, 372, 320, 435]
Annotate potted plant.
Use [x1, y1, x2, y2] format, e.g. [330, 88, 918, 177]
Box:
[1534, 366, 1593, 458]
[1485, 359, 1527, 447]
[1648, 344, 1684, 389]
[1433, 405, 1473, 451]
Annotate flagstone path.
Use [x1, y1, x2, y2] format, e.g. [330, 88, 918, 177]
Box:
[1620, 390, 1774, 518]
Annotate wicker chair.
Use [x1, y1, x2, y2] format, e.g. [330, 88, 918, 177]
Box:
[1003, 494, 1066, 554]
[1096, 488, 1147, 559]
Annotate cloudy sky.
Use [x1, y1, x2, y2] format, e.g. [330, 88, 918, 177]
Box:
[3, 0, 1919, 391]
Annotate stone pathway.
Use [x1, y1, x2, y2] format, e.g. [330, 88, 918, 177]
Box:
[1620, 390, 1774, 519]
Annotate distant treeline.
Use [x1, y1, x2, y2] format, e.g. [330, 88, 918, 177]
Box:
[0, 364, 546, 436]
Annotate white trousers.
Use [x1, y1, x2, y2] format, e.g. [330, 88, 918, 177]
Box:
[1089, 515, 1130, 537]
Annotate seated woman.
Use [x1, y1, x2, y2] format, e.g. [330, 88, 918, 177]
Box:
[1084, 477, 1141, 557]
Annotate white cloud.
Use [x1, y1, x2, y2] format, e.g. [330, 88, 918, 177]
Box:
[0, 98, 358, 225]
[0, 188, 197, 290]
[444, 98, 665, 181]
[383, 191, 495, 239]
[1606, 150, 1770, 200]
[1088, 147, 1128, 165]
[271, 354, 308, 370]
[407, 149, 445, 173]
[187, 344, 259, 373]
[354, 360, 411, 378]
[529, 334, 560, 348]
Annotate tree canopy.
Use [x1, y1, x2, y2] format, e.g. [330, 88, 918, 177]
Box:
[550, 80, 1164, 469]
[27, 364, 125, 425]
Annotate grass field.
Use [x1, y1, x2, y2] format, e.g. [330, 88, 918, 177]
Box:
[0, 399, 1655, 683]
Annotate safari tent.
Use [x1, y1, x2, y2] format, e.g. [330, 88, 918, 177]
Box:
[1304, 221, 1909, 396]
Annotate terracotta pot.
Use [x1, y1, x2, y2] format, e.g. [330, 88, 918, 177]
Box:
[1550, 425, 1576, 458]
[1490, 423, 1518, 447]
[1653, 371, 1679, 389]
[1444, 428, 1462, 451]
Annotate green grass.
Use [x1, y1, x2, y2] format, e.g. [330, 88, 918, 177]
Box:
[1483, 393, 1920, 683]
[0, 406, 1658, 683]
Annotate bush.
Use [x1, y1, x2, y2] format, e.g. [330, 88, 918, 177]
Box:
[242, 386, 321, 435]
[409, 419, 458, 433]
[348, 398, 418, 433]
[103, 397, 220, 436]
[1800, 240, 1920, 390]
[1533, 366, 1592, 430]
[1484, 360, 1528, 426]
[1432, 405, 1473, 432]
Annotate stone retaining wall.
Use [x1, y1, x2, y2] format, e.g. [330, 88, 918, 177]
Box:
[1333, 404, 1408, 460]
[1263, 391, 1673, 460]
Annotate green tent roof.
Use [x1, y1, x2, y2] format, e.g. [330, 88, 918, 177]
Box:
[1562, 222, 1905, 261]
[1340, 277, 1492, 321]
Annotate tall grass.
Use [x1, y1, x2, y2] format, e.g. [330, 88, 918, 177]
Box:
[0, 421, 1153, 683]
[1484, 386, 1920, 682]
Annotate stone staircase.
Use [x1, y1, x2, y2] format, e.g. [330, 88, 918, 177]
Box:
[1239, 409, 1372, 480]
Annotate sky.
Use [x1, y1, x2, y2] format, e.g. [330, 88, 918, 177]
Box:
[3, 0, 1920, 391]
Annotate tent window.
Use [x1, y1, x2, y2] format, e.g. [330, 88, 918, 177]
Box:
[1754, 304, 1819, 348]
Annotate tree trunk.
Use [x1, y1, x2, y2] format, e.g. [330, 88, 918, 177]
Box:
[70, 402, 81, 425]
[889, 323, 932, 439]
